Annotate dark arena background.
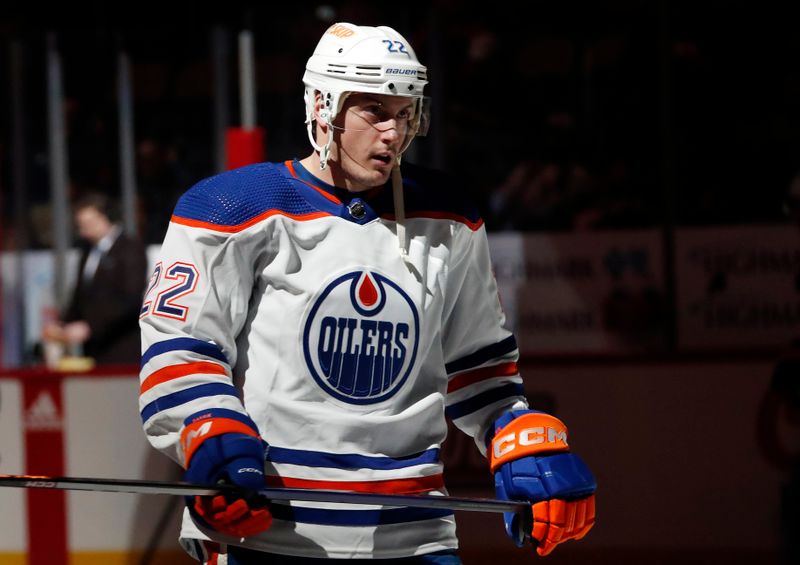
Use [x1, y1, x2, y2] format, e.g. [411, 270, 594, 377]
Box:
[1, 1, 799, 564]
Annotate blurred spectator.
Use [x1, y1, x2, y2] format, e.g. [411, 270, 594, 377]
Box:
[42, 192, 148, 365]
[65, 96, 117, 197]
[758, 344, 800, 564]
[573, 156, 656, 230]
[488, 156, 594, 231]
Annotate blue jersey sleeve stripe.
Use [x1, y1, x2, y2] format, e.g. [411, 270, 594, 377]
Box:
[269, 503, 452, 526]
[266, 446, 440, 470]
[445, 382, 525, 420]
[445, 336, 518, 376]
[183, 407, 258, 431]
[140, 383, 239, 423]
[141, 338, 229, 368]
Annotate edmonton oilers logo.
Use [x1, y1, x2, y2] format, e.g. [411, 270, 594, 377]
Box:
[303, 270, 419, 405]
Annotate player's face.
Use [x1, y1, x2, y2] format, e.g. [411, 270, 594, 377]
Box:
[330, 93, 415, 191]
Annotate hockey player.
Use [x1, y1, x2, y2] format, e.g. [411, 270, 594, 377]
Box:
[139, 23, 596, 563]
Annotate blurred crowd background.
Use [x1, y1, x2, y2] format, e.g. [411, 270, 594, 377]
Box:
[2, 4, 800, 563]
[1, 0, 797, 248]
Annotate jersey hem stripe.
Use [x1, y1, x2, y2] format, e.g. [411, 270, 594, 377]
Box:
[266, 446, 440, 470]
[268, 504, 453, 526]
[265, 473, 444, 494]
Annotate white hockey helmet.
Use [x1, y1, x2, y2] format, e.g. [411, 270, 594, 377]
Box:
[303, 23, 429, 169]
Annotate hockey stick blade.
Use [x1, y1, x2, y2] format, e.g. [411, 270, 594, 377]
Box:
[0, 474, 526, 514]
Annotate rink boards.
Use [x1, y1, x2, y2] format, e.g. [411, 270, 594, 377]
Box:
[0, 368, 188, 565]
[0, 358, 790, 565]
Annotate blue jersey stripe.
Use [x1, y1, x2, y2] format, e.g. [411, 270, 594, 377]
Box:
[445, 383, 525, 420]
[183, 407, 258, 431]
[140, 383, 239, 423]
[141, 337, 229, 368]
[267, 446, 440, 470]
[445, 336, 518, 376]
[269, 503, 452, 526]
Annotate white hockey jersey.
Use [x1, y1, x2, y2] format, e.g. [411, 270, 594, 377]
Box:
[138, 160, 528, 560]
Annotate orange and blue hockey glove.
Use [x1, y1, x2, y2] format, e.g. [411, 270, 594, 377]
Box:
[182, 409, 272, 538]
[490, 410, 596, 556]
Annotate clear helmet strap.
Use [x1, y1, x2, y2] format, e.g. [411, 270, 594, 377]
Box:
[306, 121, 335, 170]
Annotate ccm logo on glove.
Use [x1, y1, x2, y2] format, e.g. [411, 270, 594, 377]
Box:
[493, 427, 568, 457]
[490, 413, 570, 473]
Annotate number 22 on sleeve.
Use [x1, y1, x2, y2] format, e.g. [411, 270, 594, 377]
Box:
[140, 262, 199, 321]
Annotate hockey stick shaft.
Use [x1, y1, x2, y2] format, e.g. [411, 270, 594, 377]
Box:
[0, 474, 526, 513]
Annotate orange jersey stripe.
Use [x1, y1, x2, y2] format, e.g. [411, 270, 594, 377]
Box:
[382, 211, 484, 231]
[265, 473, 444, 495]
[447, 362, 519, 394]
[285, 159, 343, 205]
[171, 208, 332, 233]
[181, 417, 261, 467]
[140, 361, 228, 395]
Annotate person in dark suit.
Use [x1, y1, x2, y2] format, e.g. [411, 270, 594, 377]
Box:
[43, 193, 148, 364]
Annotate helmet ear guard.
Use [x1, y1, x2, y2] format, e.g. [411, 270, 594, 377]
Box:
[304, 88, 351, 170]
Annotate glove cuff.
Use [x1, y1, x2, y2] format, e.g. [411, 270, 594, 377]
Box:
[180, 409, 261, 468]
[489, 412, 570, 473]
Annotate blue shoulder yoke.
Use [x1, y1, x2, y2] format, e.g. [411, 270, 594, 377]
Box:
[173, 163, 318, 227]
